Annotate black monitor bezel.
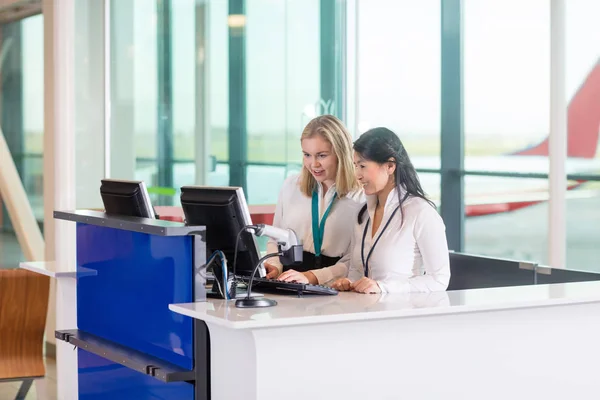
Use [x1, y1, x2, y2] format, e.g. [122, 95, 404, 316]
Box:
[100, 179, 157, 219]
[180, 185, 264, 278]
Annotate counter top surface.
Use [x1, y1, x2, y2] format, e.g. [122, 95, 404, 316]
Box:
[169, 280, 600, 329]
[54, 210, 204, 236]
[19, 261, 98, 278]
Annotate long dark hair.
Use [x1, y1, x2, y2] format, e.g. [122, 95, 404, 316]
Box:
[354, 127, 435, 224]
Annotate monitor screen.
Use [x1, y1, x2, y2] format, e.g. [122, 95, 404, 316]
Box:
[100, 179, 157, 219]
[180, 186, 264, 277]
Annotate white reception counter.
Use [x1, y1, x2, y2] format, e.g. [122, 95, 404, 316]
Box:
[169, 280, 600, 400]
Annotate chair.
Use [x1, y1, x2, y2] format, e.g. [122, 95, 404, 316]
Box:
[0, 268, 50, 399]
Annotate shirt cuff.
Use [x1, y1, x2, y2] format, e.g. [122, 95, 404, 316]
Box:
[275, 261, 283, 274]
[311, 267, 333, 285]
[266, 258, 283, 274]
[266, 241, 284, 273]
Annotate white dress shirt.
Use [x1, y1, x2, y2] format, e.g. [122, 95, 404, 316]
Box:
[267, 174, 365, 284]
[348, 187, 450, 293]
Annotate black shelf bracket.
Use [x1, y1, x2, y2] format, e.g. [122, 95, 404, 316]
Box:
[55, 329, 195, 383]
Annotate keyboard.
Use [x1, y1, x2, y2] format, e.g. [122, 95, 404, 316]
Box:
[237, 276, 338, 296]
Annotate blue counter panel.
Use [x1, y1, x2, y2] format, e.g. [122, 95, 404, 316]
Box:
[78, 350, 194, 399]
[76, 223, 194, 370]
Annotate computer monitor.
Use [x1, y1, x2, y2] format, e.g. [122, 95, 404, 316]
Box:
[100, 179, 157, 219]
[180, 186, 264, 278]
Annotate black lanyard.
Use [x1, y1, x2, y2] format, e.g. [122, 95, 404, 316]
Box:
[361, 205, 401, 278]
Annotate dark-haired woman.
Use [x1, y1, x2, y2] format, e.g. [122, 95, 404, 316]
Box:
[332, 127, 450, 294]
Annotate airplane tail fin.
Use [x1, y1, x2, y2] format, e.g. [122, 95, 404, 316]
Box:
[515, 59, 600, 159]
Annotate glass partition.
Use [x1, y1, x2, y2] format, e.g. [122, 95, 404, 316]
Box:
[0, 14, 44, 231]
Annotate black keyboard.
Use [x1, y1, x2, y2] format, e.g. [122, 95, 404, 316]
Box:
[237, 276, 338, 296]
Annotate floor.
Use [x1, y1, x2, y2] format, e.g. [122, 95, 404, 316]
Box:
[0, 356, 57, 399]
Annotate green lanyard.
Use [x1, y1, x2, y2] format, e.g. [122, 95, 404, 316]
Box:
[312, 189, 337, 257]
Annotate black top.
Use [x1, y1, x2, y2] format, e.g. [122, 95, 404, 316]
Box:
[283, 251, 341, 273]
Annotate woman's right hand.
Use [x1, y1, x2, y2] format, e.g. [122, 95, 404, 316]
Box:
[331, 278, 353, 291]
[263, 261, 281, 279]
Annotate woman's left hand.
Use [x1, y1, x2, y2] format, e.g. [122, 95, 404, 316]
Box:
[351, 277, 381, 294]
[278, 269, 310, 284]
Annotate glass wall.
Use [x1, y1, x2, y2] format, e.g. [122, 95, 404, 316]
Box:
[462, 0, 550, 263]
[565, 0, 600, 271]
[0, 14, 44, 231]
[356, 0, 441, 201]
[110, 0, 159, 200]
[461, 0, 600, 268]
[107, 0, 441, 207]
[74, 0, 108, 210]
[109, 0, 346, 206]
[102, 0, 600, 269]
[245, 0, 323, 205]
[2, 0, 595, 270]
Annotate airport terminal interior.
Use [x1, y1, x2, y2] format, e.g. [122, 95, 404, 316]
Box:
[1, 0, 599, 399]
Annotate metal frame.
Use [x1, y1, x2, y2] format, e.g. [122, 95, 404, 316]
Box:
[192, 226, 210, 400]
[1, 20, 23, 231]
[53, 210, 205, 236]
[42, 0, 80, 397]
[228, 0, 247, 190]
[194, 1, 209, 185]
[548, 0, 567, 268]
[19, 152, 600, 182]
[440, 0, 464, 251]
[320, 0, 344, 119]
[104, 0, 111, 178]
[157, 0, 174, 205]
[193, 319, 210, 400]
[55, 329, 195, 383]
[336, 0, 348, 122]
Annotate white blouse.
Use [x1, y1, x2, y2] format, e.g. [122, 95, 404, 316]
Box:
[347, 187, 450, 293]
[267, 175, 365, 284]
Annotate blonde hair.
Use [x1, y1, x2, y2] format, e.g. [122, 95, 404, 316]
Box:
[298, 115, 360, 198]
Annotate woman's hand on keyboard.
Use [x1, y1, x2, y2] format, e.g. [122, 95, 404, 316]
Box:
[264, 262, 281, 279]
[278, 269, 309, 284]
[331, 278, 353, 291]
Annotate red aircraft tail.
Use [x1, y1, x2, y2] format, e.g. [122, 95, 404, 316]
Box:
[515, 60, 600, 159]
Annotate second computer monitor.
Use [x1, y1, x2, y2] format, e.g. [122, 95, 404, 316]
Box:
[100, 179, 157, 219]
[180, 186, 263, 277]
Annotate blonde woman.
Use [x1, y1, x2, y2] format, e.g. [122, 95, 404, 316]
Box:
[264, 115, 364, 285]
